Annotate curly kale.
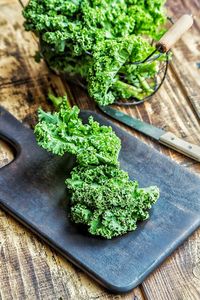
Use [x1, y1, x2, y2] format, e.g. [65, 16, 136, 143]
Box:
[87, 36, 156, 105]
[23, 0, 167, 105]
[34, 96, 121, 166]
[23, 0, 166, 46]
[35, 95, 159, 239]
[66, 165, 159, 239]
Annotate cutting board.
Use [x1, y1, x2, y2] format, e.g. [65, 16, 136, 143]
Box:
[0, 105, 200, 293]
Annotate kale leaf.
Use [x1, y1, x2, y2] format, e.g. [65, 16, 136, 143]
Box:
[34, 96, 121, 166]
[66, 165, 159, 239]
[35, 95, 160, 239]
[88, 36, 156, 105]
[23, 0, 167, 105]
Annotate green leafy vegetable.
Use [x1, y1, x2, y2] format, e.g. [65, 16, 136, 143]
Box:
[66, 165, 159, 239]
[23, 0, 167, 105]
[35, 95, 160, 239]
[87, 35, 156, 105]
[34, 96, 121, 166]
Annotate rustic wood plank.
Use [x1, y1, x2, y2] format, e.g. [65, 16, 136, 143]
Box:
[0, 0, 200, 299]
[142, 229, 200, 300]
[166, 0, 200, 118]
[0, 0, 48, 88]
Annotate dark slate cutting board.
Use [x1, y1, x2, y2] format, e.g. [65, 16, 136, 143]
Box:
[0, 105, 200, 293]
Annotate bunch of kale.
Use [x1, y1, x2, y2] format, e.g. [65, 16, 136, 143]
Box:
[23, 0, 167, 105]
[35, 95, 159, 239]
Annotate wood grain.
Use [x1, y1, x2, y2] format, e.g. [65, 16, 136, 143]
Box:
[0, 0, 199, 299]
[143, 229, 200, 300]
[167, 0, 200, 119]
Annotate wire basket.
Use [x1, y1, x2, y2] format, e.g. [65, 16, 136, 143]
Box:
[46, 15, 193, 107]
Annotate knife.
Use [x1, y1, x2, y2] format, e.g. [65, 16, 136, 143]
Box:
[99, 105, 200, 162]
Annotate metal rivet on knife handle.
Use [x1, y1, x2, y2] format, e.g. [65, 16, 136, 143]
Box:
[156, 14, 194, 53]
[159, 132, 200, 162]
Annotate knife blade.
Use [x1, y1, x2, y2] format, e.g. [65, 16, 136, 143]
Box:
[99, 105, 200, 162]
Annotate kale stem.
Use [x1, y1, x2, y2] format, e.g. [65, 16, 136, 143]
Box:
[48, 93, 70, 109]
[137, 75, 154, 93]
[113, 80, 143, 100]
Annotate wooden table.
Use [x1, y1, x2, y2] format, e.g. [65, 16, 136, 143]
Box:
[0, 0, 200, 299]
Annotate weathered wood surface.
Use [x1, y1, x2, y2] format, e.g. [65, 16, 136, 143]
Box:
[0, 0, 199, 299]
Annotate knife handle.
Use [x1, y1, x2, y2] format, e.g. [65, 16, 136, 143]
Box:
[156, 14, 193, 53]
[159, 132, 200, 162]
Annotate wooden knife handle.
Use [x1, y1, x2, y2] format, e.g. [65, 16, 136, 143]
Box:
[156, 14, 193, 53]
[159, 132, 200, 162]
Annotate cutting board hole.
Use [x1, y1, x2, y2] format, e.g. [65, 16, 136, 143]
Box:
[0, 139, 15, 168]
